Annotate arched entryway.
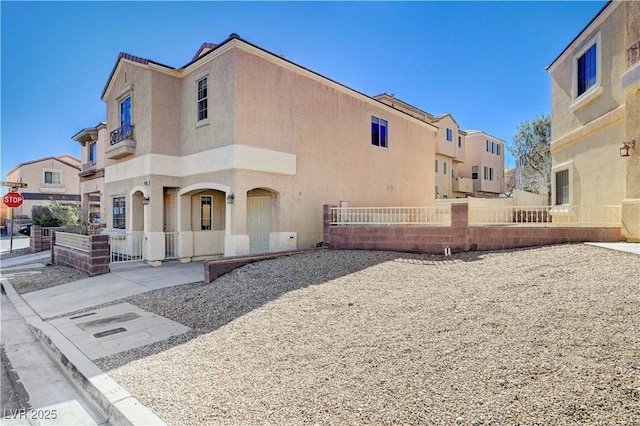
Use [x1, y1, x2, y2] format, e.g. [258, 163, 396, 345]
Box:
[247, 188, 278, 254]
[177, 183, 230, 260]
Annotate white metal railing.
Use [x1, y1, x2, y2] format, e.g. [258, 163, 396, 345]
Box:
[469, 205, 621, 227]
[330, 206, 451, 226]
[109, 232, 144, 263]
[165, 232, 178, 259]
[88, 224, 106, 235]
[55, 232, 90, 252]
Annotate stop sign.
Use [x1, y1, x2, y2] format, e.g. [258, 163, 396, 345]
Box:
[3, 192, 24, 208]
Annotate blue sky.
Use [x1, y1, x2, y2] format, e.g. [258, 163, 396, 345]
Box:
[1, 1, 607, 177]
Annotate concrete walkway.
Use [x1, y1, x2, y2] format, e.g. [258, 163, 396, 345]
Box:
[586, 242, 640, 256]
[22, 261, 204, 319]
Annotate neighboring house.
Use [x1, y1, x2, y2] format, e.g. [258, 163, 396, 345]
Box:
[72, 122, 108, 223]
[4, 156, 81, 217]
[374, 94, 502, 199]
[458, 131, 505, 197]
[546, 0, 640, 241]
[100, 34, 438, 263]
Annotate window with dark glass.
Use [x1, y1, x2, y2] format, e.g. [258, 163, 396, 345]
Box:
[197, 77, 208, 121]
[446, 128, 453, 141]
[458, 136, 462, 148]
[120, 96, 131, 127]
[371, 116, 388, 148]
[89, 142, 97, 164]
[555, 170, 569, 205]
[201, 195, 212, 230]
[577, 44, 597, 97]
[113, 196, 126, 229]
[472, 165, 478, 179]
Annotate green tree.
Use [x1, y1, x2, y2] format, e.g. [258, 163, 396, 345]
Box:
[509, 114, 552, 203]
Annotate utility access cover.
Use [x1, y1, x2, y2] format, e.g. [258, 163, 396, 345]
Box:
[47, 303, 191, 360]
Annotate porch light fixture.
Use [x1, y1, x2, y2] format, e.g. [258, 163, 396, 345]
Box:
[142, 197, 150, 205]
[620, 138, 636, 157]
[226, 193, 235, 204]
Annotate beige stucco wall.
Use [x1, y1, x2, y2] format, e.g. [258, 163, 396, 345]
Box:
[458, 133, 504, 195]
[5, 158, 80, 217]
[103, 42, 436, 253]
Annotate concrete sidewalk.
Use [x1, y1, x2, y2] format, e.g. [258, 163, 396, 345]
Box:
[22, 261, 204, 319]
[1, 257, 204, 425]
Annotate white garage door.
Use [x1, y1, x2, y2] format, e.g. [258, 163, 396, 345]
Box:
[247, 196, 271, 254]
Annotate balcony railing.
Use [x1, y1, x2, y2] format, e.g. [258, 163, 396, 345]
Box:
[628, 39, 640, 69]
[110, 124, 133, 145]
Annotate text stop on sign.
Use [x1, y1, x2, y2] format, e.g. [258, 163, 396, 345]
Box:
[3, 192, 24, 208]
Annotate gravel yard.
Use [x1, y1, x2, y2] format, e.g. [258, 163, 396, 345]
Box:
[93, 244, 639, 424]
[5, 264, 89, 295]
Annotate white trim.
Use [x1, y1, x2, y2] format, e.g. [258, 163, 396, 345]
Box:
[570, 31, 601, 107]
[105, 145, 297, 182]
[552, 161, 574, 206]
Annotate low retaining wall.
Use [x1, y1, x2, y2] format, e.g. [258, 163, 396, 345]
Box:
[30, 225, 60, 253]
[52, 233, 109, 276]
[324, 204, 623, 254]
[204, 248, 324, 284]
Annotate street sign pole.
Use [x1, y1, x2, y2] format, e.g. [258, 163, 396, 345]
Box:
[9, 207, 14, 253]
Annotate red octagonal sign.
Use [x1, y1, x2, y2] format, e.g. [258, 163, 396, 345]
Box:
[3, 192, 24, 208]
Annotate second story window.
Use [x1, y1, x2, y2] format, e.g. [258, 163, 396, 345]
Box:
[577, 44, 597, 97]
[120, 96, 131, 127]
[197, 77, 208, 122]
[458, 136, 462, 148]
[44, 170, 62, 186]
[443, 162, 447, 175]
[371, 116, 388, 148]
[446, 128, 453, 141]
[89, 142, 97, 164]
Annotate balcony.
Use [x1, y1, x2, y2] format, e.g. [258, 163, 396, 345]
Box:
[79, 161, 97, 177]
[452, 177, 473, 193]
[106, 124, 136, 159]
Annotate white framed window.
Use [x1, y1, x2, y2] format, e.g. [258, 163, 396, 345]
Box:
[552, 161, 573, 206]
[446, 128, 453, 141]
[201, 195, 212, 230]
[43, 169, 62, 185]
[472, 165, 478, 180]
[112, 196, 126, 229]
[371, 116, 388, 148]
[197, 77, 208, 122]
[571, 32, 602, 110]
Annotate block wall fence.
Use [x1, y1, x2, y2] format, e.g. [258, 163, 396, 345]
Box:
[52, 233, 110, 276]
[323, 204, 623, 254]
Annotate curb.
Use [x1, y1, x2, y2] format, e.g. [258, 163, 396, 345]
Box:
[1, 279, 166, 426]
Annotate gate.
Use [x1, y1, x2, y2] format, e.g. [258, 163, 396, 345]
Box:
[165, 232, 178, 259]
[109, 232, 144, 263]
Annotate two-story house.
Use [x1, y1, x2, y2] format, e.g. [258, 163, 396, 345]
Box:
[72, 122, 109, 224]
[547, 0, 639, 241]
[458, 131, 505, 197]
[4, 155, 81, 217]
[374, 94, 502, 199]
[100, 34, 438, 264]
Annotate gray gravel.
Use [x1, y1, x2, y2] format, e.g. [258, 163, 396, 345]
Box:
[95, 245, 640, 425]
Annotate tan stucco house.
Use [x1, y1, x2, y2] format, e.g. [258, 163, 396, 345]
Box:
[72, 122, 108, 223]
[374, 94, 503, 199]
[4, 155, 81, 217]
[100, 34, 438, 263]
[547, 0, 640, 241]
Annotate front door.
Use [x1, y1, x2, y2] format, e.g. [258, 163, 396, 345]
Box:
[247, 196, 271, 254]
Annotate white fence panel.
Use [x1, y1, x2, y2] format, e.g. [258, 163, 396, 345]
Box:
[55, 232, 90, 252]
[165, 232, 178, 259]
[330, 207, 451, 226]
